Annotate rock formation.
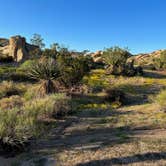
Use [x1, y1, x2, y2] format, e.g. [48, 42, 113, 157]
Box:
[131, 50, 165, 67]
[91, 51, 103, 63]
[0, 35, 38, 62]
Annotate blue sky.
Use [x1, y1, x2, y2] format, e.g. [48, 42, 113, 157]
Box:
[0, 0, 165, 54]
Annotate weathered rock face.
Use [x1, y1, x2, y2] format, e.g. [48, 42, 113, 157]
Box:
[131, 50, 165, 67]
[91, 51, 103, 63]
[8, 36, 28, 61]
[0, 35, 38, 62]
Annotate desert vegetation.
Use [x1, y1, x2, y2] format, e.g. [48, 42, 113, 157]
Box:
[153, 50, 166, 70]
[0, 36, 166, 166]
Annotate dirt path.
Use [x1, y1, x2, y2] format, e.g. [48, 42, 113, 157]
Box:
[1, 106, 166, 166]
[14, 107, 166, 166]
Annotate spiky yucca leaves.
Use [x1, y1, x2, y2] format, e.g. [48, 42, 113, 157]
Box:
[29, 58, 60, 94]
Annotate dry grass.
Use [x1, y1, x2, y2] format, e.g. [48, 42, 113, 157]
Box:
[1, 69, 166, 166]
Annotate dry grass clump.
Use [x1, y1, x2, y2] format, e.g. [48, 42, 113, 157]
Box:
[0, 95, 24, 110]
[0, 81, 26, 99]
[0, 93, 71, 153]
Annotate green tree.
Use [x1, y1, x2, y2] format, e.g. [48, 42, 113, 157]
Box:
[103, 46, 131, 75]
[57, 55, 90, 87]
[50, 43, 59, 50]
[42, 48, 57, 59]
[30, 34, 45, 49]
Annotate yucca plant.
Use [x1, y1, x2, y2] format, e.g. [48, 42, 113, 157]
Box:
[28, 58, 60, 94]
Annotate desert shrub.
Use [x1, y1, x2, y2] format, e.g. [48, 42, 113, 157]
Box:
[17, 59, 37, 72]
[28, 58, 60, 94]
[103, 47, 130, 75]
[0, 66, 16, 78]
[57, 55, 91, 87]
[153, 51, 166, 70]
[42, 48, 57, 59]
[0, 81, 25, 99]
[51, 95, 71, 118]
[23, 84, 40, 101]
[0, 93, 70, 152]
[105, 89, 126, 106]
[29, 48, 42, 57]
[155, 90, 166, 110]
[103, 47, 142, 76]
[7, 71, 35, 82]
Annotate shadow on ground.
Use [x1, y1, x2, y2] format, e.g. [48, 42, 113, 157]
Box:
[76, 152, 166, 166]
[143, 70, 166, 79]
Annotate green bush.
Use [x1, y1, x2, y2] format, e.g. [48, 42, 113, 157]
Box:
[42, 48, 57, 59]
[17, 59, 37, 72]
[153, 51, 166, 70]
[156, 90, 166, 110]
[102, 47, 143, 76]
[8, 71, 35, 82]
[0, 66, 16, 77]
[105, 88, 126, 106]
[102, 47, 132, 75]
[57, 55, 91, 87]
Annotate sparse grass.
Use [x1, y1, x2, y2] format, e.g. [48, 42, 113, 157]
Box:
[0, 68, 166, 165]
[0, 93, 70, 151]
[0, 95, 24, 110]
[155, 89, 166, 110]
[0, 66, 16, 76]
[0, 81, 26, 99]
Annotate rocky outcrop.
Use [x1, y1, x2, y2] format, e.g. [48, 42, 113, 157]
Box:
[91, 51, 103, 63]
[132, 50, 165, 66]
[0, 38, 8, 47]
[134, 50, 164, 61]
[0, 35, 38, 62]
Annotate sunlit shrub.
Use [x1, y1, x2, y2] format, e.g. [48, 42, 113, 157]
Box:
[155, 90, 166, 110]
[57, 55, 91, 87]
[153, 51, 166, 70]
[17, 59, 37, 72]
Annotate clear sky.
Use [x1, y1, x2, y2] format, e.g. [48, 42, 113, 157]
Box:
[0, 0, 165, 54]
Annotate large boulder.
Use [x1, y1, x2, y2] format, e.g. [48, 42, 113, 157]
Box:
[91, 51, 103, 63]
[0, 35, 38, 62]
[9, 36, 28, 61]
